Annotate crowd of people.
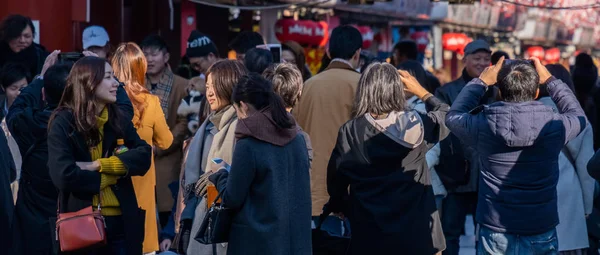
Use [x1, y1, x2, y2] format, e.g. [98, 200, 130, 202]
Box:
[2, 13, 600, 255]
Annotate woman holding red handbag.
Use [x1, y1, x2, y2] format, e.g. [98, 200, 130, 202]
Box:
[48, 56, 151, 254]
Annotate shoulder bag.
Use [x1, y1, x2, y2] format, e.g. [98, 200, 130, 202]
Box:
[55, 193, 106, 251]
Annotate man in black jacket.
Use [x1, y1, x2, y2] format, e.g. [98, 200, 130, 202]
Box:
[6, 51, 133, 255]
[434, 39, 493, 255]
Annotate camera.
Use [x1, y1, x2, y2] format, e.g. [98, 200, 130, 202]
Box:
[58, 52, 85, 63]
[503, 59, 534, 66]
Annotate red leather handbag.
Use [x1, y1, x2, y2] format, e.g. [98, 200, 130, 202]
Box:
[56, 197, 107, 251]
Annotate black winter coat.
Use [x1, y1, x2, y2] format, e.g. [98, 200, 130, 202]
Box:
[327, 96, 449, 255]
[47, 107, 150, 255]
[0, 126, 16, 253]
[7, 79, 133, 255]
[211, 135, 312, 255]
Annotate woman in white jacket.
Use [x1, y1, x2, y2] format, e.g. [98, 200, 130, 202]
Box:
[541, 64, 595, 255]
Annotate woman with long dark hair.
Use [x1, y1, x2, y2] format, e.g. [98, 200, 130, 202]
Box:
[112, 42, 173, 254]
[209, 73, 311, 254]
[47, 56, 151, 254]
[327, 63, 449, 254]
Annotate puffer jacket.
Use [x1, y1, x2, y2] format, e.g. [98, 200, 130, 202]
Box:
[446, 77, 587, 235]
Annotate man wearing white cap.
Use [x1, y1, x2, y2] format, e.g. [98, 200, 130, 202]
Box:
[82, 25, 110, 59]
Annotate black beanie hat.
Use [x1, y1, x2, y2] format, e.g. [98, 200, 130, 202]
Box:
[186, 30, 219, 58]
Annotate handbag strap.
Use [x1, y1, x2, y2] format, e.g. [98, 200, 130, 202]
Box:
[56, 185, 103, 216]
[210, 189, 224, 207]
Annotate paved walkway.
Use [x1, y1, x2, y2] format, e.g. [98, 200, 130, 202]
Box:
[458, 215, 476, 255]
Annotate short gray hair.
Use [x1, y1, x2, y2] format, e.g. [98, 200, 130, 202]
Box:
[352, 62, 406, 118]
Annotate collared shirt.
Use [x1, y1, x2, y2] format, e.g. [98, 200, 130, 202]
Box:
[146, 68, 174, 119]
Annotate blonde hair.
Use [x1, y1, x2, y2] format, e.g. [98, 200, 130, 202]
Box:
[111, 42, 150, 127]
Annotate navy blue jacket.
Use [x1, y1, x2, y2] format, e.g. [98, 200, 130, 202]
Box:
[446, 77, 587, 234]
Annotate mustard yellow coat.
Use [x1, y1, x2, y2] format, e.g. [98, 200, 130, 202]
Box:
[131, 94, 173, 253]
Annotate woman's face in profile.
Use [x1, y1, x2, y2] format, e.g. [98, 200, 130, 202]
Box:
[94, 63, 119, 104]
[206, 74, 229, 112]
[8, 25, 33, 53]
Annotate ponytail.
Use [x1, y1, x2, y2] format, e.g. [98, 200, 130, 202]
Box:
[233, 73, 294, 129]
[267, 91, 293, 129]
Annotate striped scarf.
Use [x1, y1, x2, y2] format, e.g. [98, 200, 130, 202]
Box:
[146, 67, 174, 119]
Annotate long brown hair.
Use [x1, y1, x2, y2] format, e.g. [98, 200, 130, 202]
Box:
[49, 56, 121, 146]
[111, 42, 150, 127]
[205, 60, 247, 106]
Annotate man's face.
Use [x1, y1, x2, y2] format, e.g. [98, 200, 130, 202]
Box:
[464, 51, 491, 78]
[143, 47, 170, 76]
[8, 25, 33, 53]
[190, 54, 216, 74]
[86, 46, 109, 59]
[2, 78, 28, 108]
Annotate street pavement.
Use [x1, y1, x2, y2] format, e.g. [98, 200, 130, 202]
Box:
[458, 215, 476, 255]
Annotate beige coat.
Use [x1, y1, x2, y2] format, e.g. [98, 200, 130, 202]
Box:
[150, 74, 190, 212]
[292, 61, 360, 216]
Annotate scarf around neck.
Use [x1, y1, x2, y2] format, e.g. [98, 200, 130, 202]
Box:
[209, 105, 232, 130]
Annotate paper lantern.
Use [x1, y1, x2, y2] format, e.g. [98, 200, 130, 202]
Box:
[544, 48, 560, 64]
[275, 19, 328, 47]
[526, 46, 545, 59]
[352, 25, 374, 49]
[411, 31, 429, 52]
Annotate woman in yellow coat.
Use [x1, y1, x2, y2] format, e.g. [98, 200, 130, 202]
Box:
[112, 42, 173, 254]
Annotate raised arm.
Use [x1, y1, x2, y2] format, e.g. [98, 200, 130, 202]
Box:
[545, 77, 587, 142]
[444, 79, 487, 146]
[6, 78, 46, 139]
[422, 96, 450, 146]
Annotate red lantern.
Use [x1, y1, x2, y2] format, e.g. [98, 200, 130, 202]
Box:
[411, 31, 429, 52]
[442, 33, 469, 53]
[526, 46, 545, 59]
[544, 48, 560, 64]
[275, 19, 328, 47]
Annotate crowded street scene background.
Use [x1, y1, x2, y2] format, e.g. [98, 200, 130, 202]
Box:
[3, 0, 600, 254]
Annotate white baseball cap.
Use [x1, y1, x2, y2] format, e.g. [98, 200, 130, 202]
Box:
[82, 26, 110, 50]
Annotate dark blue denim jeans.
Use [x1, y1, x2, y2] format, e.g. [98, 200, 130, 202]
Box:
[477, 226, 558, 255]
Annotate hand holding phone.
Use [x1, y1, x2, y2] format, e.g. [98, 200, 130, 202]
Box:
[212, 158, 231, 172]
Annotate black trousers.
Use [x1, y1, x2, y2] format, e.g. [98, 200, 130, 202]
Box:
[441, 192, 478, 255]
